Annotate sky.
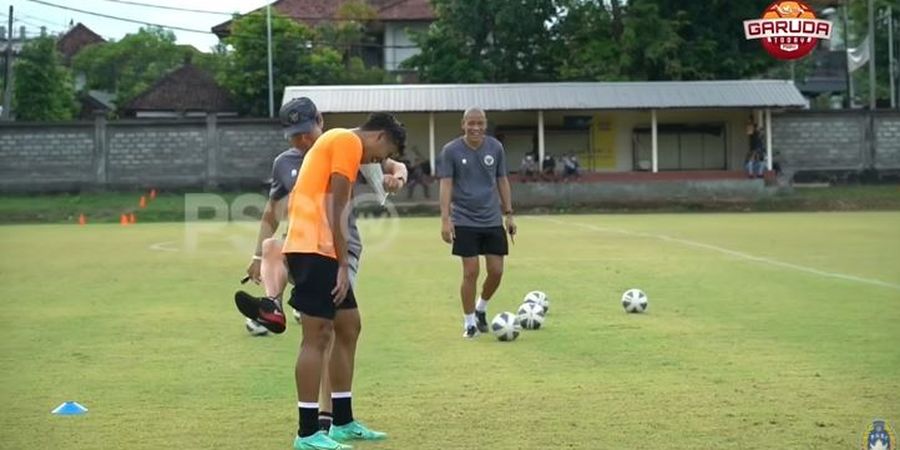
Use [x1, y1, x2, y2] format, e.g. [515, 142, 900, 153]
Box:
[4, 0, 273, 52]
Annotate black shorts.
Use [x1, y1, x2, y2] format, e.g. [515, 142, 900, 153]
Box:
[452, 226, 508, 257]
[286, 253, 358, 320]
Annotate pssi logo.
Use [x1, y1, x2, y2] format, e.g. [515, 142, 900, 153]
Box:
[743, 1, 832, 60]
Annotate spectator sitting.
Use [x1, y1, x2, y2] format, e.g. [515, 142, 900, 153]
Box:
[542, 154, 557, 181]
[562, 153, 580, 181]
[520, 154, 538, 182]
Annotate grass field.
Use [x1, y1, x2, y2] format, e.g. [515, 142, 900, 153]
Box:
[1, 212, 898, 449]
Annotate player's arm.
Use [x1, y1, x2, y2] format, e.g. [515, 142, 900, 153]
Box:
[328, 172, 352, 303]
[382, 158, 407, 193]
[439, 178, 454, 243]
[498, 176, 516, 238]
[496, 146, 515, 238]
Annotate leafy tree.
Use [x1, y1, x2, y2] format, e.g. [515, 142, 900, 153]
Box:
[72, 27, 191, 107]
[13, 36, 76, 121]
[220, 11, 346, 116]
[315, 1, 386, 83]
[403, 0, 559, 82]
[847, 0, 897, 106]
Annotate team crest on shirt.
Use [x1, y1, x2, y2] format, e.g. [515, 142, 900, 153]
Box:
[484, 155, 495, 166]
[462, 158, 467, 164]
[291, 169, 298, 177]
[863, 419, 896, 450]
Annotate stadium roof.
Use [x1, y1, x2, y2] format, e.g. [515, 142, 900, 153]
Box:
[283, 80, 808, 113]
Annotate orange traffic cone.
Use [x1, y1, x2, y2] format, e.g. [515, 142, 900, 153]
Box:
[120, 214, 129, 226]
[149, 189, 157, 200]
[129, 213, 136, 224]
[78, 214, 86, 225]
[139, 196, 147, 208]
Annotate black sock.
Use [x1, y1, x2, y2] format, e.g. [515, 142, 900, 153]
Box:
[318, 411, 333, 431]
[332, 395, 353, 426]
[298, 404, 319, 438]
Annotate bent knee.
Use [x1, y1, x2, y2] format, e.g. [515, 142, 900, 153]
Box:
[261, 237, 283, 256]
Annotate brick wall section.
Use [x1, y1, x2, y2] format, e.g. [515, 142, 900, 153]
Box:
[0, 124, 94, 184]
[107, 124, 207, 185]
[874, 115, 900, 169]
[217, 121, 286, 184]
[1, 111, 898, 193]
[772, 112, 866, 170]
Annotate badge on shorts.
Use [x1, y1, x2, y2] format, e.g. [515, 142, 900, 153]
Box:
[462, 158, 467, 164]
[864, 419, 895, 450]
[291, 169, 298, 177]
[484, 155, 495, 166]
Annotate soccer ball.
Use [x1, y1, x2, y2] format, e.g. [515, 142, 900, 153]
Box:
[523, 290, 550, 314]
[516, 302, 546, 330]
[292, 308, 302, 324]
[621, 288, 648, 313]
[244, 318, 269, 336]
[490, 312, 520, 342]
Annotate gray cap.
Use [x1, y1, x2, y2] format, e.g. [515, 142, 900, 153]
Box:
[280, 97, 319, 138]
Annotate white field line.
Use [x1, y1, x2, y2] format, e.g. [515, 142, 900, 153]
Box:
[536, 217, 900, 292]
[148, 241, 181, 252]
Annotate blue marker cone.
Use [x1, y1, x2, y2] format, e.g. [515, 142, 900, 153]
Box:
[52, 401, 88, 416]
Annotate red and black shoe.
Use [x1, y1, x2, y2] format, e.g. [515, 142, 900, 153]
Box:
[234, 291, 286, 334]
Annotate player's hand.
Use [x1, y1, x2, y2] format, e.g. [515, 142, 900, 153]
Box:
[332, 264, 350, 305]
[245, 258, 262, 284]
[505, 215, 517, 244]
[383, 174, 404, 193]
[441, 219, 455, 244]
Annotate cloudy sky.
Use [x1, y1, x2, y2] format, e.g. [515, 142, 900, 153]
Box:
[5, 0, 274, 51]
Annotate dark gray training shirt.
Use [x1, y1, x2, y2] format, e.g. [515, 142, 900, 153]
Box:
[437, 136, 508, 228]
[270, 148, 362, 258]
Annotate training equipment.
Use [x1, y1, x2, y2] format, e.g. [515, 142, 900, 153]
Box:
[516, 302, 546, 330]
[621, 288, 648, 313]
[244, 318, 269, 336]
[292, 308, 302, 324]
[523, 290, 550, 314]
[490, 312, 520, 342]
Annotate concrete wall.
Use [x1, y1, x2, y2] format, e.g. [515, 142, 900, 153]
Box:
[771, 111, 900, 172]
[2, 110, 898, 193]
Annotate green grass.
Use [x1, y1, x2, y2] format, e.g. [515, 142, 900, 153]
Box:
[1, 184, 898, 224]
[1, 213, 898, 449]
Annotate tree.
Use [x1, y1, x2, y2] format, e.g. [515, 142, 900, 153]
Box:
[553, 0, 625, 81]
[630, 0, 777, 80]
[315, 1, 386, 84]
[220, 11, 346, 116]
[403, 0, 559, 83]
[848, 0, 897, 106]
[72, 27, 192, 108]
[13, 36, 76, 121]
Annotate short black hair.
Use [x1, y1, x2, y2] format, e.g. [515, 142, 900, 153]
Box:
[360, 112, 406, 154]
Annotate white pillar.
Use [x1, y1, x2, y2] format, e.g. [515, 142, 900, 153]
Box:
[651, 109, 658, 173]
[428, 112, 436, 175]
[765, 108, 773, 171]
[537, 110, 546, 171]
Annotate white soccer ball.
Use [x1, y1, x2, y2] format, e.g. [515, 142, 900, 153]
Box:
[516, 302, 546, 330]
[244, 318, 269, 336]
[292, 308, 302, 324]
[621, 288, 648, 313]
[523, 290, 550, 314]
[490, 312, 520, 342]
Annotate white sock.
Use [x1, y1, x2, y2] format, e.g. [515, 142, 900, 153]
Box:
[475, 298, 488, 313]
[464, 313, 476, 328]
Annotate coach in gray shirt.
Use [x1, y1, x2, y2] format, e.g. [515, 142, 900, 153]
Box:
[438, 107, 516, 339]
